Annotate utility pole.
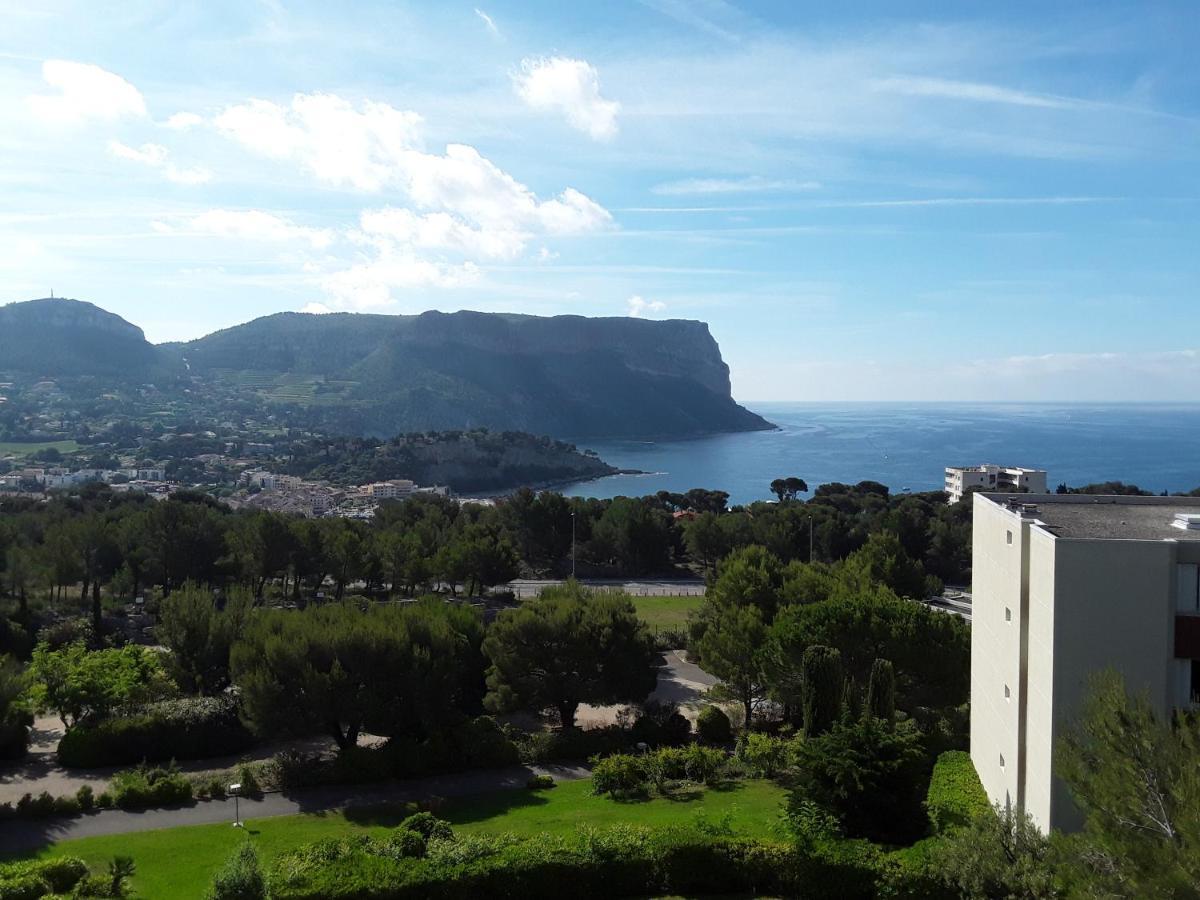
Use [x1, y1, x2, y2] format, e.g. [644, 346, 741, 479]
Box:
[808, 516, 814, 563]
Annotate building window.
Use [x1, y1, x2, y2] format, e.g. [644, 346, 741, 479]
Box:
[1004, 684, 1011, 700]
[999, 753, 1006, 770]
[1005, 607, 1012, 622]
[1192, 660, 1200, 706]
[1006, 530, 1013, 545]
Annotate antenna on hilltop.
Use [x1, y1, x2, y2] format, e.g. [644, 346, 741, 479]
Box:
[50, 289, 54, 298]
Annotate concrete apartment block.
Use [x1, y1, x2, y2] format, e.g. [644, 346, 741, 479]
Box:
[971, 493, 1200, 832]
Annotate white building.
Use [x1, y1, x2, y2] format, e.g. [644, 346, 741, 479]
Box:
[945, 464, 1047, 503]
[367, 480, 417, 500]
[971, 493, 1200, 832]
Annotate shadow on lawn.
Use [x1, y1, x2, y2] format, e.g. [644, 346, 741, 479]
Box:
[435, 788, 552, 826]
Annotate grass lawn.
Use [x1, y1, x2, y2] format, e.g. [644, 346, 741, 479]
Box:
[0, 439, 80, 458]
[15, 778, 786, 899]
[632, 594, 704, 630]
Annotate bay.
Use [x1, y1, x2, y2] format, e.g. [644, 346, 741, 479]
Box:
[562, 403, 1200, 505]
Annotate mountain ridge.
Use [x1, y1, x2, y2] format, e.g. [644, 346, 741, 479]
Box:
[0, 298, 773, 440]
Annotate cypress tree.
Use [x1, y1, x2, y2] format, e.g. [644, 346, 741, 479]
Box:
[867, 657, 896, 724]
[801, 645, 843, 736]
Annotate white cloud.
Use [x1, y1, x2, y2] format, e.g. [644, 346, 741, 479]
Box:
[652, 176, 821, 195]
[358, 207, 525, 261]
[870, 76, 1083, 110]
[514, 56, 620, 141]
[320, 253, 480, 310]
[109, 141, 168, 166]
[208, 90, 613, 309]
[28, 60, 146, 124]
[474, 8, 501, 38]
[300, 302, 333, 314]
[164, 111, 204, 130]
[627, 295, 667, 317]
[186, 209, 333, 248]
[215, 94, 423, 190]
[108, 140, 212, 185]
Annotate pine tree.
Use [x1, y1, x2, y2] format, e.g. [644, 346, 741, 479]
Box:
[801, 645, 843, 737]
[867, 658, 896, 724]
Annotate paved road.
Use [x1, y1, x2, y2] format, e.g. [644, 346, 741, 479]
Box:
[0, 763, 590, 855]
[508, 578, 706, 598]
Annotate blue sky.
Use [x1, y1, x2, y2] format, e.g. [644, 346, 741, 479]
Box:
[1, 0, 1198, 401]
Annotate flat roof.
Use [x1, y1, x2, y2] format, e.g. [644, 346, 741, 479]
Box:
[980, 493, 1200, 542]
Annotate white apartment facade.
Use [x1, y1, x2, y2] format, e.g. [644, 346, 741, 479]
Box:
[946, 465, 1047, 503]
[971, 493, 1200, 832]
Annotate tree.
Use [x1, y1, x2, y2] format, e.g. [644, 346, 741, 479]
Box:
[232, 600, 483, 748]
[793, 715, 926, 843]
[866, 658, 896, 724]
[800, 645, 843, 736]
[682, 511, 729, 575]
[768, 588, 969, 712]
[696, 604, 767, 727]
[1055, 670, 1200, 896]
[770, 477, 809, 502]
[27, 642, 175, 727]
[840, 531, 930, 599]
[157, 584, 253, 694]
[483, 582, 657, 729]
[931, 805, 1059, 899]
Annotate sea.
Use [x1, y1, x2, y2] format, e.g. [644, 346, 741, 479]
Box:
[561, 403, 1200, 506]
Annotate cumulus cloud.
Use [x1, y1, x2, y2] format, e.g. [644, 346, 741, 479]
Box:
[109, 140, 212, 185]
[514, 56, 620, 140]
[627, 295, 667, 318]
[164, 111, 204, 130]
[208, 91, 612, 310]
[652, 175, 821, 195]
[215, 94, 424, 190]
[186, 209, 333, 248]
[29, 60, 146, 124]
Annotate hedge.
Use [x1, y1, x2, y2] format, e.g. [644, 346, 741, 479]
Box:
[268, 823, 893, 900]
[924, 750, 989, 833]
[272, 717, 518, 790]
[0, 857, 89, 899]
[57, 696, 254, 768]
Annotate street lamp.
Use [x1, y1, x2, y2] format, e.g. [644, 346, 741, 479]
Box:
[570, 511, 577, 579]
[229, 782, 243, 828]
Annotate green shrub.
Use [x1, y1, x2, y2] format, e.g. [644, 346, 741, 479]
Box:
[208, 842, 266, 900]
[734, 732, 789, 778]
[0, 874, 47, 900]
[266, 825, 888, 899]
[108, 762, 193, 810]
[590, 754, 649, 798]
[526, 774, 556, 790]
[14, 792, 56, 819]
[511, 724, 632, 765]
[57, 696, 253, 768]
[0, 721, 29, 761]
[385, 829, 428, 859]
[397, 812, 454, 843]
[925, 750, 989, 833]
[74, 784, 94, 811]
[682, 744, 727, 785]
[95, 791, 113, 809]
[0, 857, 89, 899]
[695, 706, 732, 745]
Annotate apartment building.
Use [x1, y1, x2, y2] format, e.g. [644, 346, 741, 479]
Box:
[971, 493, 1200, 832]
[367, 479, 417, 500]
[946, 464, 1047, 503]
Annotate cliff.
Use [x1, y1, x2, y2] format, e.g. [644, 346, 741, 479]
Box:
[0, 298, 160, 377]
[0, 299, 772, 440]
